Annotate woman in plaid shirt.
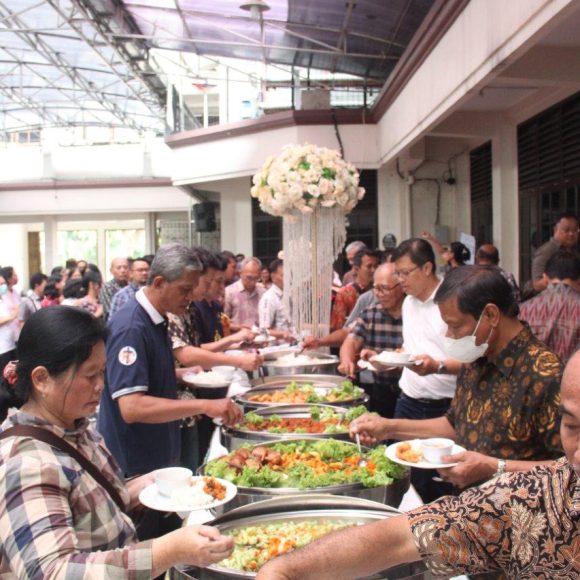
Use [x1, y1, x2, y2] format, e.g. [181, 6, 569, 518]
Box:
[0, 306, 233, 579]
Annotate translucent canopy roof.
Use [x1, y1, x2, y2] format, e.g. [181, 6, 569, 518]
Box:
[0, 0, 435, 132]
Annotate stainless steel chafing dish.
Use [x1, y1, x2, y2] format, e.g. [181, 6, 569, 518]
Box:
[172, 494, 427, 580]
[260, 349, 339, 376]
[197, 439, 410, 514]
[236, 375, 369, 412]
[220, 404, 352, 451]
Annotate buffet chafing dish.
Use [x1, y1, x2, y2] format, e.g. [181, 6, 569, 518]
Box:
[236, 375, 369, 412]
[220, 404, 352, 450]
[197, 439, 410, 513]
[172, 494, 427, 580]
[261, 349, 338, 376]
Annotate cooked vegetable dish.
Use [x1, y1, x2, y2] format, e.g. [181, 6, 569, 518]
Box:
[204, 439, 406, 489]
[247, 380, 364, 404]
[237, 405, 368, 434]
[218, 519, 356, 572]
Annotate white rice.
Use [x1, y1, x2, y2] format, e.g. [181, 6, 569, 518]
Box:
[171, 479, 215, 508]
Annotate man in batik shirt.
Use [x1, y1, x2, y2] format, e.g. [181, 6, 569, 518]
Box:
[520, 250, 579, 364]
[256, 351, 580, 580]
[351, 265, 562, 490]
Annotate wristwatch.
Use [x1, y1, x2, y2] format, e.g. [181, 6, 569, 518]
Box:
[494, 459, 507, 477]
[436, 360, 447, 374]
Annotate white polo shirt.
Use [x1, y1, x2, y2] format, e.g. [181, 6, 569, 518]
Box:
[399, 283, 457, 400]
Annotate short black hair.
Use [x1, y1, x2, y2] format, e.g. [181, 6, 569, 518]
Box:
[63, 278, 83, 299]
[50, 266, 64, 277]
[0, 306, 107, 421]
[435, 265, 518, 318]
[476, 245, 499, 265]
[0, 266, 14, 281]
[191, 247, 220, 273]
[29, 272, 47, 289]
[449, 241, 471, 265]
[352, 248, 381, 267]
[554, 212, 578, 228]
[268, 258, 283, 275]
[221, 250, 236, 262]
[392, 238, 436, 273]
[43, 275, 62, 300]
[213, 253, 229, 272]
[545, 250, 580, 281]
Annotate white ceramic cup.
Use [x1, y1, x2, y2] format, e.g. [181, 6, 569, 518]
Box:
[420, 438, 455, 464]
[155, 467, 193, 497]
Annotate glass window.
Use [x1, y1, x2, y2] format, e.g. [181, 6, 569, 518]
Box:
[57, 230, 97, 267]
[105, 229, 146, 266]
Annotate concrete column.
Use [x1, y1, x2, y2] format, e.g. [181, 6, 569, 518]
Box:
[145, 212, 157, 254]
[218, 178, 253, 256]
[43, 216, 58, 272]
[491, 122, 519, 281]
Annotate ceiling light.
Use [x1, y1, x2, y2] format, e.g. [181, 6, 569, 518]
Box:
[240, 0, 270, 19]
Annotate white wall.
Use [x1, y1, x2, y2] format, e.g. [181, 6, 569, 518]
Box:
[171, 124, 379, 185]
[376, 0, 578, 164]
[0, 185, 189, 217]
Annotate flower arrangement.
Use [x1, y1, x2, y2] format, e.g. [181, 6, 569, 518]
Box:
[251, 143, 365, 217]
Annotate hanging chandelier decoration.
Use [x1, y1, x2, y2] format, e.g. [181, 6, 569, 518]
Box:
[251, 143, 365, 337]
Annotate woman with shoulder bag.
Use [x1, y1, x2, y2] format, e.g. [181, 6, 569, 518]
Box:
[0, 306, 233, 578]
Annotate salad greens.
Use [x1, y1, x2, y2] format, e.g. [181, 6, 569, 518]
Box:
[205, 439, 407, 489]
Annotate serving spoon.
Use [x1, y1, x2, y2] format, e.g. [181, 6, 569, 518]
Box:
[354, 432, 367, 467]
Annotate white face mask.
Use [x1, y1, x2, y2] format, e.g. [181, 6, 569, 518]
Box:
[443, 311, 493, 363]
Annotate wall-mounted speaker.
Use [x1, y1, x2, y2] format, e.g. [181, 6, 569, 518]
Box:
[192, 202, 216, 232]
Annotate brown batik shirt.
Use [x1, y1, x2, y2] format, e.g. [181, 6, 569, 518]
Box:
[408, 457, 580, 578]
[446, 324, 562, 461]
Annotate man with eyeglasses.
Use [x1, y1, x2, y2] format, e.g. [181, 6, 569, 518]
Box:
[386, 238, 461, 502]
[338, 263, 405, 418]
[531, 212, 579, 293]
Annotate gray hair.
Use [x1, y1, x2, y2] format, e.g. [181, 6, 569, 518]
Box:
[240, 256, 262, 270]
[346, 241, 367, 254]
[148, 243, 202, 284]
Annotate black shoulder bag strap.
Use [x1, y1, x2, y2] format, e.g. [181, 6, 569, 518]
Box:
[0, 424, 127, 514]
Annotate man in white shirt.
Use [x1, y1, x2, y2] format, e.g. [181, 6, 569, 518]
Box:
[390, 238, 461, 502]
[258, 259, 293, 341]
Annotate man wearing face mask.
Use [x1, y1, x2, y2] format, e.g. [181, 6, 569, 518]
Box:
[352, 266, 563, 490]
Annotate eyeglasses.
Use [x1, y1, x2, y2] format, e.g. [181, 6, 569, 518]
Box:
[394, 265, 420, 279]
[373, 283, 401, 294]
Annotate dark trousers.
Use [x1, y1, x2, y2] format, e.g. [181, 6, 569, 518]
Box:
[394, 392, 454, 503]
[180, 423, 201, 472]
[360, 379, 400, 419]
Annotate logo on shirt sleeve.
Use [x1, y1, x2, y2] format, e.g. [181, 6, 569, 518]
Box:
[118, 346, 137, 366]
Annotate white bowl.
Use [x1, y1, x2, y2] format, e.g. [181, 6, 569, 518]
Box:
[212, 365, 236, 381]
[155, 467, 193, 497]
[375, 350, 411, 364]
[420, 438, 455, 464]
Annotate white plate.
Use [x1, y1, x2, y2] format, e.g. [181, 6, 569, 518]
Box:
[357, 359, 380, 372]
[385, 440, 466, 469]
[182, 372, 230, 389]
[139, 476, 237, 512]
[370, 356, 421, 370]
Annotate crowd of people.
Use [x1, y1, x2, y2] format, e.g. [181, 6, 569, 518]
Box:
[0, 211, 577, 578]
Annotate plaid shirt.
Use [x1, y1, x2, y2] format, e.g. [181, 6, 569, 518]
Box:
[519, 283, 580, 364]
[350, 304, 403, 388]
[0, 411, 152, 578]
[99, 279, 124, 322]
